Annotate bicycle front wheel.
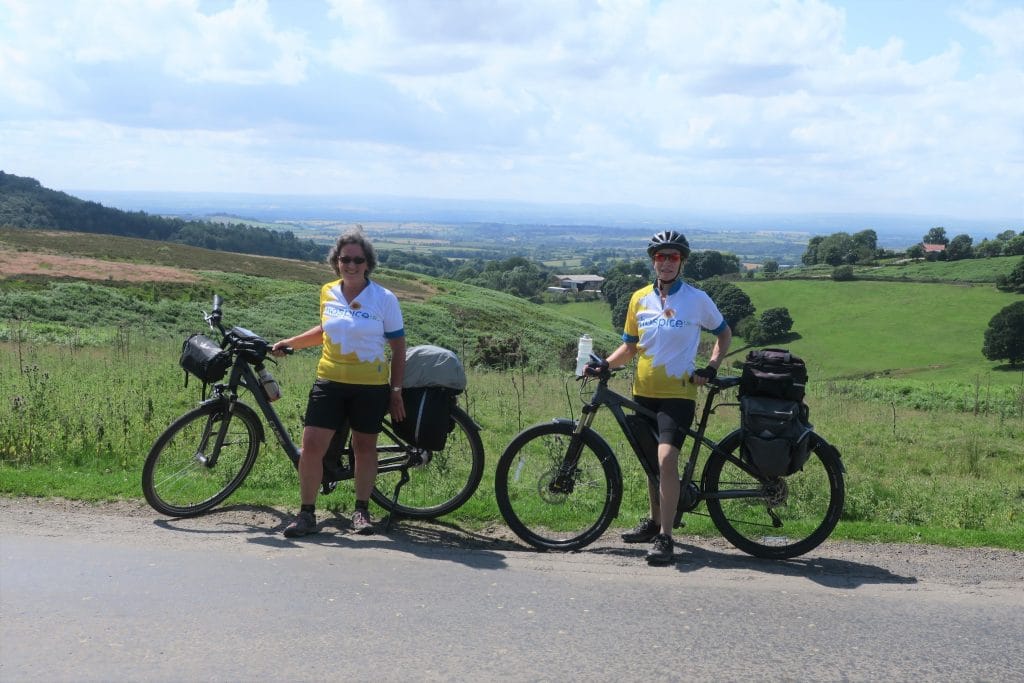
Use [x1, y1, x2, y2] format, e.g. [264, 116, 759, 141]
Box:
[142, 402, 262, 517]
[371, 406, 485, 519]
[494, 421, 621, 551]
[703, 432, 845, 559]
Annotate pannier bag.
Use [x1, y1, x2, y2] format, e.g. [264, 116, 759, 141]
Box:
[739, 348, 807, 402]
[179, 334, 231, 386]
[740, 396, 813, 478]
[393, 345, 467, 450]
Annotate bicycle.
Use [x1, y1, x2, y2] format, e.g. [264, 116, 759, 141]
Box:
[494, 363, 845, 559]
[142, 295, 485, 526]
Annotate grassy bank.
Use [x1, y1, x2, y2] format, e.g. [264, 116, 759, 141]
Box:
[2, 341, 1021, 550]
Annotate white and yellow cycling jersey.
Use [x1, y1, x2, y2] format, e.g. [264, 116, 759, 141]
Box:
[623, 280, 727, 400]
[316, 278, 405, 385]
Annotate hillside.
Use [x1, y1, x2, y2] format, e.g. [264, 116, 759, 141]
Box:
[0, 172, 324, 261]
[0, 228, 619, 371]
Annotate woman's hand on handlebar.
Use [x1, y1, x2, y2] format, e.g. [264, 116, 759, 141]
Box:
[270, 341, 294, 358]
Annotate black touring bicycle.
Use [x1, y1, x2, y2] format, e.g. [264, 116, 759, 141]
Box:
[142, 296, 485, 525]
[495, 352, 845, 559]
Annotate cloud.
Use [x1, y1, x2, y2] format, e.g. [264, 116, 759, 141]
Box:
[0, 0, 1021, 220]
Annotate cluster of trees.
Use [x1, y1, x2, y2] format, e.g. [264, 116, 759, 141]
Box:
[0, 172, 326, 261]
[800, 224, 1024, 268]
[909, 227, 1024, 261]
[801, 230, 881, 266]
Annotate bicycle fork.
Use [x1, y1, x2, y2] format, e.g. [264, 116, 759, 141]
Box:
[194, 402, 236, 468]
[548, 405, 599, 494]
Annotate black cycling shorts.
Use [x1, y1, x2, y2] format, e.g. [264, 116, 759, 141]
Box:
[303, 379, 390, 434]
[633, 396, 696, 450]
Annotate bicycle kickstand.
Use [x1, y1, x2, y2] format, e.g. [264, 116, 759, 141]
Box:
[384, 466, 411, 532]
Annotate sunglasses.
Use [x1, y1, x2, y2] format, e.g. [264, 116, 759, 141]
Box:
[338, 256, 367, 265]
[653, 252, 682, 263]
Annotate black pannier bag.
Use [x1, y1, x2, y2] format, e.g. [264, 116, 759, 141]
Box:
[179, 334, 231, 386]
[393, 345, 467, 451]
[740, 396, 813, 478]
[739, 348, 807, 402]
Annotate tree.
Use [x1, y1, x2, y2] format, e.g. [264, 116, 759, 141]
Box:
[1005, 235, 1024, 256]
[759, 307, 794, 341]
[905, 244, 925, 259]
[852, 229, 879, 261]
[946, 234, 974, 261]
[700, 277, 754, 328]
[683, 250, 740, 280]
[982, 301, 1024, 366]
[735, 316, 765, 345]
[762, 259, 779, 277]
[923, 227, 949, 246]
[802, 236, 823, 266]
[831, 265, 855, 281]
[975, 238, 1004, 258]
[995, 257, 1024, 294]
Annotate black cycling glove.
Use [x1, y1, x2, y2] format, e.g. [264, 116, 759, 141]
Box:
[692, 365, 718, 381]
[584, 357, 609, 377]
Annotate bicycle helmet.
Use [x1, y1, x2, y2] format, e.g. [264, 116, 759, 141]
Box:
[646, 230, 690, 257]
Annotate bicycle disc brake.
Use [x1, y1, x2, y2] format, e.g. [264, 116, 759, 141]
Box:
[538, 468, 572, 503]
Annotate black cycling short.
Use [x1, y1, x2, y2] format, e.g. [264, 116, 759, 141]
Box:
[634, 396, 696, 450]
[303, 379, 390, 434]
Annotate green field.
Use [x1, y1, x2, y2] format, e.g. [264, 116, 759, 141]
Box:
[1, 230, 1022, 550]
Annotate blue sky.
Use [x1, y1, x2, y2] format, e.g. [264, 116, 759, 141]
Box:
[1, 0, 1021, 222]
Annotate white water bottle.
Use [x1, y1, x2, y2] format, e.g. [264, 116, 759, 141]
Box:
[575, 334, 593, 376]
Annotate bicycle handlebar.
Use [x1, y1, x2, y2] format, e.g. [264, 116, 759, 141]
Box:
[579, 364, 739, 392]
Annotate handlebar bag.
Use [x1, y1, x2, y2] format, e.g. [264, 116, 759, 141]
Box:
[740, 396, 813, 478]
[179, 334, 231, 385]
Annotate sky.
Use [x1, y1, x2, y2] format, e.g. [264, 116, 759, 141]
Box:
[1, 0, 1022, 223]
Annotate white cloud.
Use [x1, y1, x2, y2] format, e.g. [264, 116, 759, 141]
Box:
[0, 0, 1021, 220]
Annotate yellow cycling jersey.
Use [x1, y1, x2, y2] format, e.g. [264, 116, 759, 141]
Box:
[623, 280, 727, 399]
[316, 279, 405, 385]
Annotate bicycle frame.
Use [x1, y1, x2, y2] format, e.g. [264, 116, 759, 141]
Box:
[568, 373, 767, 519]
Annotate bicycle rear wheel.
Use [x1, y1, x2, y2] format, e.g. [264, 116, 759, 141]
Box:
[371, 406, 485, 519]
[142, 402, 261, 517]
[494, 421, 621, 551]
[703, 432, 845, 559]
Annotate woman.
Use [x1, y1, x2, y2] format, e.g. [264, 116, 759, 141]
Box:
[587, 230, 731, 564]
[272, 227, 406, 537]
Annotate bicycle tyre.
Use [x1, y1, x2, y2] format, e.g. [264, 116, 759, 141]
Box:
[494, 421, 622, 551]
[142, 402, 262, 517]
[703, 431, 845, 559]
[370, 406, 485, 519]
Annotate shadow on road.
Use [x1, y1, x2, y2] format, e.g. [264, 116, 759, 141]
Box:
[587, 542, 918, 588]
[152, 505, 918, 585]
[153, 504, 512, 571]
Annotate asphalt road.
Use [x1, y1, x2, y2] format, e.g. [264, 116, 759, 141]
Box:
[1, 498, 1022, 682]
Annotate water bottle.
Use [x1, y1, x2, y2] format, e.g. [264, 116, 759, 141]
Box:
[575, 334, 593, 376]
[257, 366, 281, 402]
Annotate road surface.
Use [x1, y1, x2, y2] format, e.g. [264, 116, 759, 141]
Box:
[1, 497, 1022, 682]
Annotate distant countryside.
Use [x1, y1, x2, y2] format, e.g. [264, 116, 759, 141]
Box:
[1, 172, 1022, 550]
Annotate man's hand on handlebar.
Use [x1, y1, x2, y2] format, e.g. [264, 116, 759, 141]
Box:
[690, 365, 717, 386]
[583, 355, 609, 377]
